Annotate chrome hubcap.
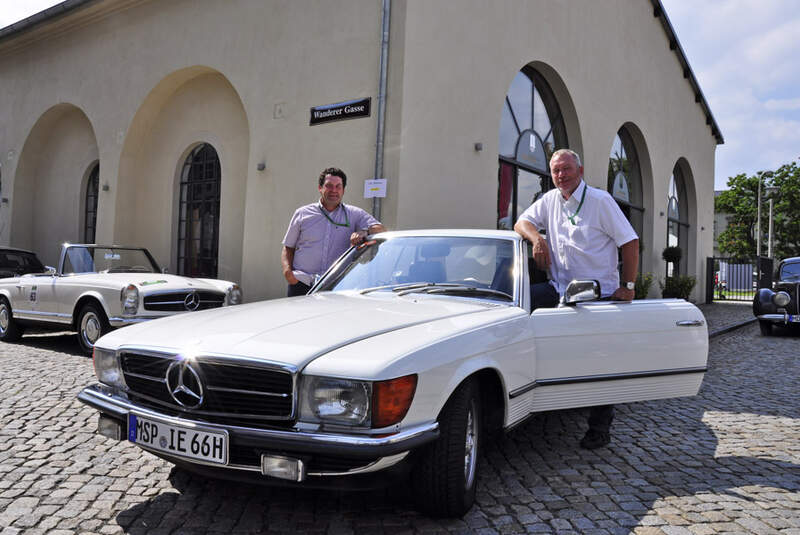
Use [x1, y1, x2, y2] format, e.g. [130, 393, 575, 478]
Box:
[0, 305, 8, 333]
[463, 402, 478, 489]
[81, 312, 101, 347]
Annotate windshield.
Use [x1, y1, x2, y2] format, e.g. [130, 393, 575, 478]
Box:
[315, 236, 516, 301]
[779, 261, 800, 281]
[63, 247, 160, 274]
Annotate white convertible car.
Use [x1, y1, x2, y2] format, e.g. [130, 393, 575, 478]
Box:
[0, 243, 242, 354]
[78, 230, 707, 516]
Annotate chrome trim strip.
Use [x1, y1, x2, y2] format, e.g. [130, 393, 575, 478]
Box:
[306, 452, 409, 477]
[108, 316, 160, 327]
[207, 386, 290, 398]
[79, 384, 438, 449]
[124, 372, 165, 383]
[13, 310, 72, 323]
[508, 366, 708, 399]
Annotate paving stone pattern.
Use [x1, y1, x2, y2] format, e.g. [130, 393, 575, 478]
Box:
[0, 307, 798, 534]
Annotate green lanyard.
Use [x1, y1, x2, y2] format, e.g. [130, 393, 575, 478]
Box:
[319, 203, 350, 228]
[567, 184, 587, 225]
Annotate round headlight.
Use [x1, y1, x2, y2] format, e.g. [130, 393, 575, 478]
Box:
[301, 377, 371, 426]
[773, 291, 791, 307]
[226, 284, 243, 305]
[120, 284, 139, 315]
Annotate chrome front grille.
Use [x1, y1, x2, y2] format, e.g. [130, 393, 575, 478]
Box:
[120, 351, 294, 427]
[143, 290, 225, 312]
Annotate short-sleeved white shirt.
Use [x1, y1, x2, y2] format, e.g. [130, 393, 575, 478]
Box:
[518, 180, 638, 297]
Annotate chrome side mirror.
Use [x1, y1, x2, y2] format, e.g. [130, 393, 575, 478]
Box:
[162, 267, 169, 274]
[563, 280, 600, 305]
[45, 266, 57, 276]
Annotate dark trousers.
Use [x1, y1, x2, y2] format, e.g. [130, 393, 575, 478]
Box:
[531, 282, 559, 310]
[287, 281, 311, 297]
[531, 281, 614, 433]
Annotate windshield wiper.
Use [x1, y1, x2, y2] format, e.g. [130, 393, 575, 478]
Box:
[396, 284, 513, 301]
[360, 282, 465, 295]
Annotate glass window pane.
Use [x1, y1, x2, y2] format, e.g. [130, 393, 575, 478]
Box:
[516, 168, 544, 220]
[532, 86, 552, 142]
[499, 102, 518, 157]
[497, 162, 514, 230]
[515, 131, 548, 173]
[507, 71, 532, 133]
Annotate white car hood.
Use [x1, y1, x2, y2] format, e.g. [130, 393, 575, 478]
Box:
[98, 292, 501, 369]
[62, 273, 228, 293]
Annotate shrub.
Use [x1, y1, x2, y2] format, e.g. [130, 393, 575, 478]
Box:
[635, 272, 654, 299]
[659, 275, 697, 300]
[662, 246, 682, 264]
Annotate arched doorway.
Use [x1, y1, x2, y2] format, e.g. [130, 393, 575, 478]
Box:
[497, 67, 568, 230]
[177, 143, 221, 278]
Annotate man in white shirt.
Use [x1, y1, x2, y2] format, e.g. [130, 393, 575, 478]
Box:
[514, 148, 639, 449]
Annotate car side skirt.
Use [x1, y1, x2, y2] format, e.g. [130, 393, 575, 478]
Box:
[506, 367, 706, 421]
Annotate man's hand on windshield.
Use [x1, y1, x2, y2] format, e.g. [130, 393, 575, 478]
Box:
[350, 230, 368, 246]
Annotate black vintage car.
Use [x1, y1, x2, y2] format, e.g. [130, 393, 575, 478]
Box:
[0, 247, 46, 279]
[753, 256, 800, 335]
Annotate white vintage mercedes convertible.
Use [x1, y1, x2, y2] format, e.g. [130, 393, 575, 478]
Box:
[0, 243, 242, 354]
[78, 230, 707, 517]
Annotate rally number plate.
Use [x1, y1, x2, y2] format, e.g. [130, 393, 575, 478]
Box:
[128, 413, 228, 465]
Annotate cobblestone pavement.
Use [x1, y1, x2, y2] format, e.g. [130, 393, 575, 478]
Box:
[1, 309, 798, 534]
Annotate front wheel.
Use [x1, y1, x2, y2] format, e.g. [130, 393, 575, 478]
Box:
[77, 303, 110, 355]
[0, 297, 24, 342]
[412, 379, 481, 517]
[759, 320, 773, 336]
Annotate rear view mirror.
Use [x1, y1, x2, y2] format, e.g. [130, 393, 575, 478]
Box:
[563, 280, 600, 305]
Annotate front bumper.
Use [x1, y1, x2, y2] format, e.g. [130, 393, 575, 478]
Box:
[108, 316, 162, 328]
[77, 383, 439, 484]
[757, 312, 800, 325]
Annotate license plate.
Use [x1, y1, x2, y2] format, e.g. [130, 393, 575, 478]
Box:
[128, 413, 228, 465]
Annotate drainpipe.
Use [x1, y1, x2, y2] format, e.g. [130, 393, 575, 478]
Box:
[372, 0, 391, 220]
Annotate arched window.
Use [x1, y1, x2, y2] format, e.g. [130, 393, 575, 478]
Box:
[667, 165, 689, 276]
[177, 143, 221, 278]
[84, 164, 99, 243]
[497, 67, 568, 229]
[607, 128, 644, 246]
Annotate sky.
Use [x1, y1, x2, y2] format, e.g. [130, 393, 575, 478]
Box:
[2, 1, 798, 191]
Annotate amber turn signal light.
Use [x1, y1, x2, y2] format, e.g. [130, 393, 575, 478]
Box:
[372, 374, 417, 428]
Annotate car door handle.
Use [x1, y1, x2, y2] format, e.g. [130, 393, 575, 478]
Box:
[676, 320, 704, 327]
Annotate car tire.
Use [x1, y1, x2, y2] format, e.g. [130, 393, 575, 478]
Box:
[77, 302, 110, 355]
[758, 320, 773, 336]
[0, 297, 24, 342]
[412, 379, 481, 518]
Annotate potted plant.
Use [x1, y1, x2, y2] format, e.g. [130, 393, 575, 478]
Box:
[659, 274, 697, 300]
[635, 272, 654, 299]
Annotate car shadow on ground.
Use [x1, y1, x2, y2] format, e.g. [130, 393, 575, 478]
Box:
[13, 331, 87, 357]
[112, 326, 799, 532]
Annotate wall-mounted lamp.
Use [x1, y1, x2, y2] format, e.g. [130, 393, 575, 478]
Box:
[257, 162, 266, 171]
[474, 142, 483, 152]
[102, 183, 110, 191]
[701, 226, 705, 231]
[659, 211, 665, 217]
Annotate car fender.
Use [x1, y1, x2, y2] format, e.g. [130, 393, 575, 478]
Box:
[72, 290, 115, 323]
[753, 287, 776, 315]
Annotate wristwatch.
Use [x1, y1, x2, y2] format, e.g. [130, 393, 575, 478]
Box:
[625, 281, 635, 290]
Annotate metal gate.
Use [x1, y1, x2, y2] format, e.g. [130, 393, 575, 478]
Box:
[705, 257, 773, 303]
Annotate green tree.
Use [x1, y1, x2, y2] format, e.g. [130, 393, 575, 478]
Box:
[715, 159, 800, 259]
